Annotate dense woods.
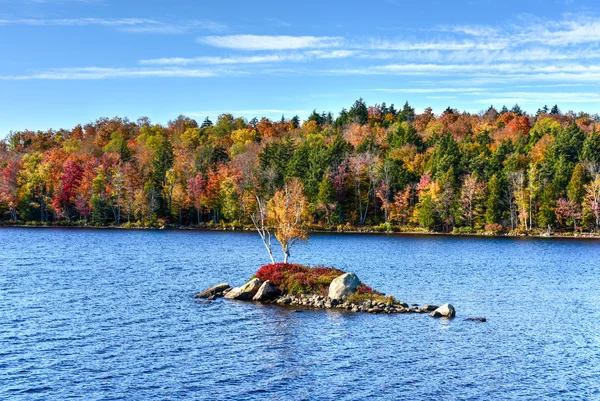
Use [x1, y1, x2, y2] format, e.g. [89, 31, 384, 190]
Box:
[1, 99, 600, 235]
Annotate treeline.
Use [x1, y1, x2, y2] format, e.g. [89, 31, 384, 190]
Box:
[1, 99, 600, 234]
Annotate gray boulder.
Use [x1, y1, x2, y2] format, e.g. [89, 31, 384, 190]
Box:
[429, 303, 456, 318]
[328, 272, 360, 300]
[465, 317, 486, 322]
[194, 283, 230, 298]
[252, 280, 281, 302]
[224, 278, 262, 300]
[421, 304, 439, 312]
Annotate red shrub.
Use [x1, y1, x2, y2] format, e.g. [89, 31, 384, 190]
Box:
[356, 284, 373, 294]
[255, 263, 306, 286]
[255, 263, 345, 295]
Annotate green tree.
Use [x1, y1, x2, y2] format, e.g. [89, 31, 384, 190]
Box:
[567, 163, 587, 205]
[417, 194, 437, 230]
[485, 174, 503, 225]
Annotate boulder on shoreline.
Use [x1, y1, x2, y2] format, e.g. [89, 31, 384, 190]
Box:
[252, 280, 281, 302]
[194, 283, 231, 299]
[328, 272, 360, 300]
[225, 278, 262, 300]
[429, 303, 456, 318]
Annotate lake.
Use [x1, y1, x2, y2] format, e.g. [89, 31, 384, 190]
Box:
[1, 228, 599, 400]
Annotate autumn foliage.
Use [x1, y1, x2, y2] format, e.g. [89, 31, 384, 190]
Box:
[255, 263, 345, 295]
[1, 100, 600, 235]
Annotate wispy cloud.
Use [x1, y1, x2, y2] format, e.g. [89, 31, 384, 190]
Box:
[0, 67, 236, 80]
[0, 17, 159, 26]
[328, 62, 600, 81]
[374, 87, 483, 94]
[139, 50, 358, 66]
[140, 54, 309, 66]
[479, 91, 600, 104]
[436, 24, 500, 38]
[10, 0, 100, 3]
[0, 17, 226, 33]
[356, 39, 508, 51]
[515, 15, 600, 46]
[197, 35, 343, 50]
[5, 13, 600, 89]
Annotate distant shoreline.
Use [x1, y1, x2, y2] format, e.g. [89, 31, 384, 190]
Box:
[2, 223, 600, 240]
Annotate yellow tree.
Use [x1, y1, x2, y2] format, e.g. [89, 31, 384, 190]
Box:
[585, 173, 600, 231]
[268, 179, 309, 263]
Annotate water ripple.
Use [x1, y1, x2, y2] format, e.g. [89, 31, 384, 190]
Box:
[1, 229, 600, 400]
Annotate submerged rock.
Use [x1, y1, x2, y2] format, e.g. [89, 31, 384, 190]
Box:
[465, 317, 486, 322]
[429, 303, 456, 318]
[252, 280, 281, 302]
[328, 272, 361, 300]
[224, 278, 262, 300]
[194, 283, 230, 299]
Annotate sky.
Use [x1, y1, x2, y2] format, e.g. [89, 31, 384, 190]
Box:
[1, 0, 600, 136]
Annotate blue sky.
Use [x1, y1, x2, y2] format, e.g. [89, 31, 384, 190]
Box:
[1, 0, 600, 136]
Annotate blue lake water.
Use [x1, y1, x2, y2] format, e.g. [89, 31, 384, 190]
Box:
[1, 228, 600, 400]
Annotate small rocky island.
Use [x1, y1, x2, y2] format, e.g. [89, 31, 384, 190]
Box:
[195, 263, 456, 318]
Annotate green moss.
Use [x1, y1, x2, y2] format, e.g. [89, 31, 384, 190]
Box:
[347, 292, 394, 305]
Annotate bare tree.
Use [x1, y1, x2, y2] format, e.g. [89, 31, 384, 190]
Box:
[250, 194, 275, 264]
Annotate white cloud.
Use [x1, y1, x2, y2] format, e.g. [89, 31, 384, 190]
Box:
[479, 92, 600, 104]
[0, 17, 160, 26]
[305, 50, 360, 59]
[0, 17, 226, 33]
[356, 39, 509, 51]
[328, 62, 600, 79]
[197, 35, 344, 50]
[374, 87, 483, 94]
[516, 16, 600, 46]
[0, 67, 233, 80]
[140, 54, 309, 66]
[436, 24, 500, 38]
[139, 50, 357, 66]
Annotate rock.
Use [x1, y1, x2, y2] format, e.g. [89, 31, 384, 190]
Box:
[224, 278, 262, 300]
[465, 317, 487, 322]
[328, 272, 361, 300]
[252, 280, 281, 302]
[195, 300, 212, 305]
[194, 283, 230, 298]
[421, 305, 438, 312]
[429, 303, 456, 318]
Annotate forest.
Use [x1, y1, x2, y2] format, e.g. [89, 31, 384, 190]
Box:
[1, 99, 600, 235]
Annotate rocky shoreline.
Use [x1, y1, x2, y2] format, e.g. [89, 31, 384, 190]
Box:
[3, 224, 599, 241]
[195, 272, 458, 318]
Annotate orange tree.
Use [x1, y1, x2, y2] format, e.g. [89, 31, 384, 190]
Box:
[268, 178, 309, 263]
